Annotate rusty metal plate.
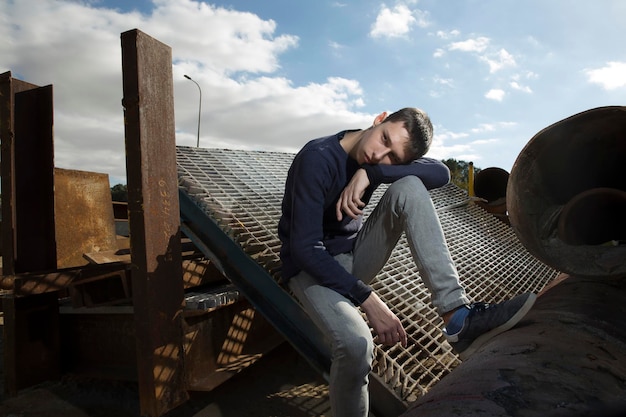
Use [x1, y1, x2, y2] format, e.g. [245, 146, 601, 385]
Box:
[54, 168, 118, 269]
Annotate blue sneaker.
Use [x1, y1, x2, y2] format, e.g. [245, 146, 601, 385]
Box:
[444, 293, 537, 360]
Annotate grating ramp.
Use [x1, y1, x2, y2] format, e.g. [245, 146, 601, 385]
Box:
[176, 146, 560, 403]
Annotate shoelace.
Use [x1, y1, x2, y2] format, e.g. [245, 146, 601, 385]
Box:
[468, 302, 489, 316]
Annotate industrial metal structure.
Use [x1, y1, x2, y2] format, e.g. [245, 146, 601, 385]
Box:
[405, 105, 626, 417]
[176, 145, 560, 415]
[1, 30, 284, 417]
[11, 29, 623, 417]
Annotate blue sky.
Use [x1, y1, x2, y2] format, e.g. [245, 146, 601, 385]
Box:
[2, 0, 625, 185]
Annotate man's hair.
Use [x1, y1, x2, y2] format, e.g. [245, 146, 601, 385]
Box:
[382, 107, 433, 160]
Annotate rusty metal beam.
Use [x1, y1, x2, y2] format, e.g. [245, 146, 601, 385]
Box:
[120, 29, 187, 417]
[0, 71, 42, 276]
[13, 85, 57, 273]
[1, 262, 129, 297]
[1, 72, 59, 397]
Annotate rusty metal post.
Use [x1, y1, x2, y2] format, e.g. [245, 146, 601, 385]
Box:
[0, 72, 59, 395]
[13, 85, 57, 273]
[120, 29, 188, 417]
[0, 71, 52, 275]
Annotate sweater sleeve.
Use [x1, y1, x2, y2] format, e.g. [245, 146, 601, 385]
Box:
[363, 157, 451, 189]
[286, 151, 372, 305]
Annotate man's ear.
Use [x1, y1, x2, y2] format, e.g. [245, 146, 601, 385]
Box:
[373, 111, 388, 126]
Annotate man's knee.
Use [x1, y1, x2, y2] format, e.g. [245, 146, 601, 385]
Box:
[386, 176, 431, 209]
[388, 175, 427, 194]
[334, 332, 374, 375]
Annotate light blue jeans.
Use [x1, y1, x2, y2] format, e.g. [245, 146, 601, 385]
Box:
[288, 176, 468, 417]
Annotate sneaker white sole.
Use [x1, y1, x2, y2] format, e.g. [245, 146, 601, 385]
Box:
[459, 293, 537, 361]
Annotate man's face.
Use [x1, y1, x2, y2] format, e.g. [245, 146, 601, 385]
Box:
[353, 120, 411, 166]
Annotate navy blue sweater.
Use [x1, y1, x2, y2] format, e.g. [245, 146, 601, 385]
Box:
[278, 130, 451, 305]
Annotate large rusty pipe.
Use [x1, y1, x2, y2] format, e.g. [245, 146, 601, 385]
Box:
[507, 106, 626, 276]
[473, 167, 510, 224]
[474, 167, 509, 204]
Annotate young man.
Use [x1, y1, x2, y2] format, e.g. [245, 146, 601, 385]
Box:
[278, 107, 535, 417]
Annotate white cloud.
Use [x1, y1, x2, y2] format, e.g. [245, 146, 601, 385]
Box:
[329, 40, 344, 57]
[513, 71, 539, 81]
[435, 29, 460, 39]
[370, 4, 429, 39]
[427, 75, 453, 98]
[436, 130, 470, 141]
[0, 0, 376, 183]
[585, 61, 626, 90]
[447, 37, 516, 74]
[471, 123, 497, 133]
[510, 81, 532, 93]
[525, 35, 541, 48]
[471, 138, 499, 146]
[329, 40, 343, 50]
[471, 121, 516, 134]
[148, 1, 299, 75]
[449, 36, 490, 53]
[428, 132, 472, 159]
[485, 89, 505, 101]
[433, 75, 454, 87]
[433, 48, 445, 58]
[482, 48, 516, 73]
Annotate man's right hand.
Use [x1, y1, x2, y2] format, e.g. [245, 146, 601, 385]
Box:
[360, 292, 407, 347]
[336, 168, 370, 221]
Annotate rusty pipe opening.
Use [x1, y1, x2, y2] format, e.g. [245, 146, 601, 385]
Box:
[473, 167, 510, 224]
[507, 106, 626, 276]
[558, 188, 626, 246]
[474, 167, 509, 204]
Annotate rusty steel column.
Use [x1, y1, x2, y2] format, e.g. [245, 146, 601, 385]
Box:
[0, 71, 47, 275]
[120, 29, 188, 417]
[13, 85, 57, 273]
[1, 72, 60, 396]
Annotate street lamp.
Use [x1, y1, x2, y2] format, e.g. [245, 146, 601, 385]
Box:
[184, 74, 202, 147]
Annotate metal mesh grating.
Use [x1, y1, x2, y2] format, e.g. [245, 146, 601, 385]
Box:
[176, 146, 560, 402]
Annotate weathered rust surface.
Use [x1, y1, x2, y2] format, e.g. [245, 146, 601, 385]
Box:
[13, 85, 56, 273]
[183, 301, 284, 392]
[57, 297, 284, 393]
[54, 168, 118, 269]
[6, 262, 128, 297]
[0, 73, 56, 275]
[557, 187, 626, 246]
[403, 273, 626, 417]
[121, 29, 188, 417]
[60, 309, 138, 381]
[0, 71, 40, 276]
[507, 106, 626, 276]
[2, 291, 61, 396]
[12, 270, 79, 295]
[0, 73, 60, 397]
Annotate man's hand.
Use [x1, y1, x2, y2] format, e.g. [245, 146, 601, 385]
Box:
[336, 168, 370, 221]
[360, 292, 407, 347]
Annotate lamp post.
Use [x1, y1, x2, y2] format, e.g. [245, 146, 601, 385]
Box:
[184, 74, 201, 147]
